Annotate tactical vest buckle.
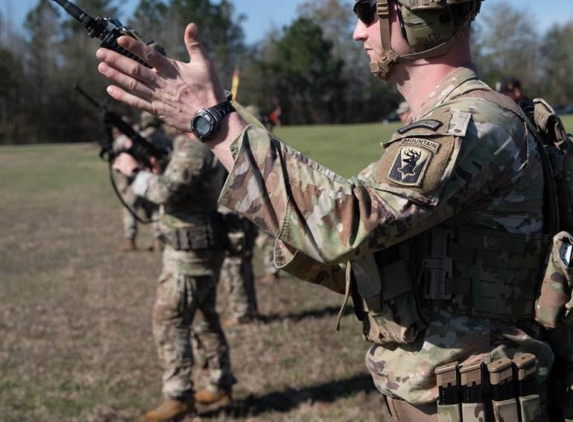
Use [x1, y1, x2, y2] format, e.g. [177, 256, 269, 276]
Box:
[423, 256, 453, 300]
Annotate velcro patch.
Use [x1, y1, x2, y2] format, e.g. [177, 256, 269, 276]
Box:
[397, 119, 443, 135]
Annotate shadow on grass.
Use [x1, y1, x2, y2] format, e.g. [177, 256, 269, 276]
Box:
[259, 305, 355, 324]
[199, 372, 377, 418]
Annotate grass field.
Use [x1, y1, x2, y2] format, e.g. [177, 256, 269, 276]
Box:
[0, 124, 397, 422]
[1, 116, 572, 422]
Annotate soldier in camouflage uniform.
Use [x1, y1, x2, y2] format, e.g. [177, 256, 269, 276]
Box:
[97, 0, 566, 420]
[255, 231, 280, 285]
[112, 114, 164, 252]
[218, 206, 260, 326]
[112, 131, 236, 422]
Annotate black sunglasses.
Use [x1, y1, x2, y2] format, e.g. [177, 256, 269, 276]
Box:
[353, 0, 378, 26]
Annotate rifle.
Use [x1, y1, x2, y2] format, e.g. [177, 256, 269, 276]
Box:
[51, 0, 165, 68]
[75, 85, 171, 224]
[74, 85, 170, 170]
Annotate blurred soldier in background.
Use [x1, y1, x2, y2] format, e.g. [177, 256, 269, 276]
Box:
[219, 206, 260, 326]
[395, 101, 410, 124]
[256, 231, 280, 285]
[112, 113, 166, 252]
[266, 100, 282, 132]
[495, 76, 534, 121]
[112, 125, 236, 421]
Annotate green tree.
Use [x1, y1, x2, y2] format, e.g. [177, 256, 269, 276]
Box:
[24, 1, 61, 107]
[21, 0, 66, 142]
[0, 10, 28, 143]
[0, 47, 26, 144]
[296, 0, 400, 123]
[232, 30, 281, 116]
[539, 21, 573, 106]
[263, 17, 345, 124]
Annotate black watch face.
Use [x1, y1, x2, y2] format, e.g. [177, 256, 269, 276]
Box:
[194, 116, 212, 136]
[191, 104, 233, 141]
[192, 111, 216, 139]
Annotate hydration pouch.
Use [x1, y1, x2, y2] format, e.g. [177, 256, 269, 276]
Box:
[535, 231, 573, 329]
[353, 251, 427, 345]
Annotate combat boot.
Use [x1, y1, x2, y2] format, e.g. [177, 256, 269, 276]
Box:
[140, 397, 196, 422]
[195, 387, 232, 406]
[222, 315, 256, 328]
[119, 237, 136, 252]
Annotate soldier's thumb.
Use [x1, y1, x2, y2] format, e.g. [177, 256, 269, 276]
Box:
[184, 23, 207, 63]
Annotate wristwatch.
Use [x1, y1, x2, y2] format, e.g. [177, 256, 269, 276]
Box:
[190, 100, 236, 141]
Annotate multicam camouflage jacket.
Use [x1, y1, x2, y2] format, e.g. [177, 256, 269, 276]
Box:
[219, 66, 555, 403]
[132, 133, 227, 274]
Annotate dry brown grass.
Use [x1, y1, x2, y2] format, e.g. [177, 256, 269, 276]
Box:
[0, 143, 387, 422]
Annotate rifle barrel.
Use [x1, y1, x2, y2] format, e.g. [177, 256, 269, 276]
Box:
[74, 85, 104, 111]
[51, 0, 88, 24]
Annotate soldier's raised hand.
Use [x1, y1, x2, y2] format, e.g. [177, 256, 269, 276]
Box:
[96, 23, 226, 135]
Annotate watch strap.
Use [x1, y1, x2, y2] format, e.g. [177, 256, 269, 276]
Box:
[211, 100, 235, 119]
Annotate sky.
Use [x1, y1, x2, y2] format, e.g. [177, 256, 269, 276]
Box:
[4, 0, 573, 45]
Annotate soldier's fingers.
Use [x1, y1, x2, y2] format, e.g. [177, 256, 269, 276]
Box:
[96, 48, 157, 86]
[106, 85, 154, 115]
[97, 61, 156, 101]
[116, 36, 172, 74]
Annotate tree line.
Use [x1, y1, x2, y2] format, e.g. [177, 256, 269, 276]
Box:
[1, 0, 572, 144]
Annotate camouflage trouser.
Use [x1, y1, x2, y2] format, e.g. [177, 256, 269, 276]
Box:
[256, 231, 279, 276]
[220, 255, 258, 320]
[152, 248, 236, 400]
[122, 199, 161, 239]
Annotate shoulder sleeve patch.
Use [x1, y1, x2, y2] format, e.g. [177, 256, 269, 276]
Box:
[397, 119, 443, 135]
[386, 138, 440, 188]
[373, 133, 461, 205]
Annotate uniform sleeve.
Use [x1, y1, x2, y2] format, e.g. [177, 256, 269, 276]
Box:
[219, 102, 530, 268]
[142, 138, 212, 205]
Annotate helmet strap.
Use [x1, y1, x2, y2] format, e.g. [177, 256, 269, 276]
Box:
[370, 0, 481, 81]
[371, 0, 398, 80]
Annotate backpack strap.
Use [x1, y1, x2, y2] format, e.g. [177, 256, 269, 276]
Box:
[449, 89, 561, 235]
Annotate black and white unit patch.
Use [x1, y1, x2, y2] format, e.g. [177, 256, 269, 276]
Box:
[387, 138, 440, 187]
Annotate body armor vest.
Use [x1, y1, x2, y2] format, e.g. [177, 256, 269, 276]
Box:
[352, 85, 557, 346]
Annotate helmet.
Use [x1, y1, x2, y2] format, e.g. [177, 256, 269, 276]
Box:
[371, 0, 483, 80]
[140, 111, 161, 129]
